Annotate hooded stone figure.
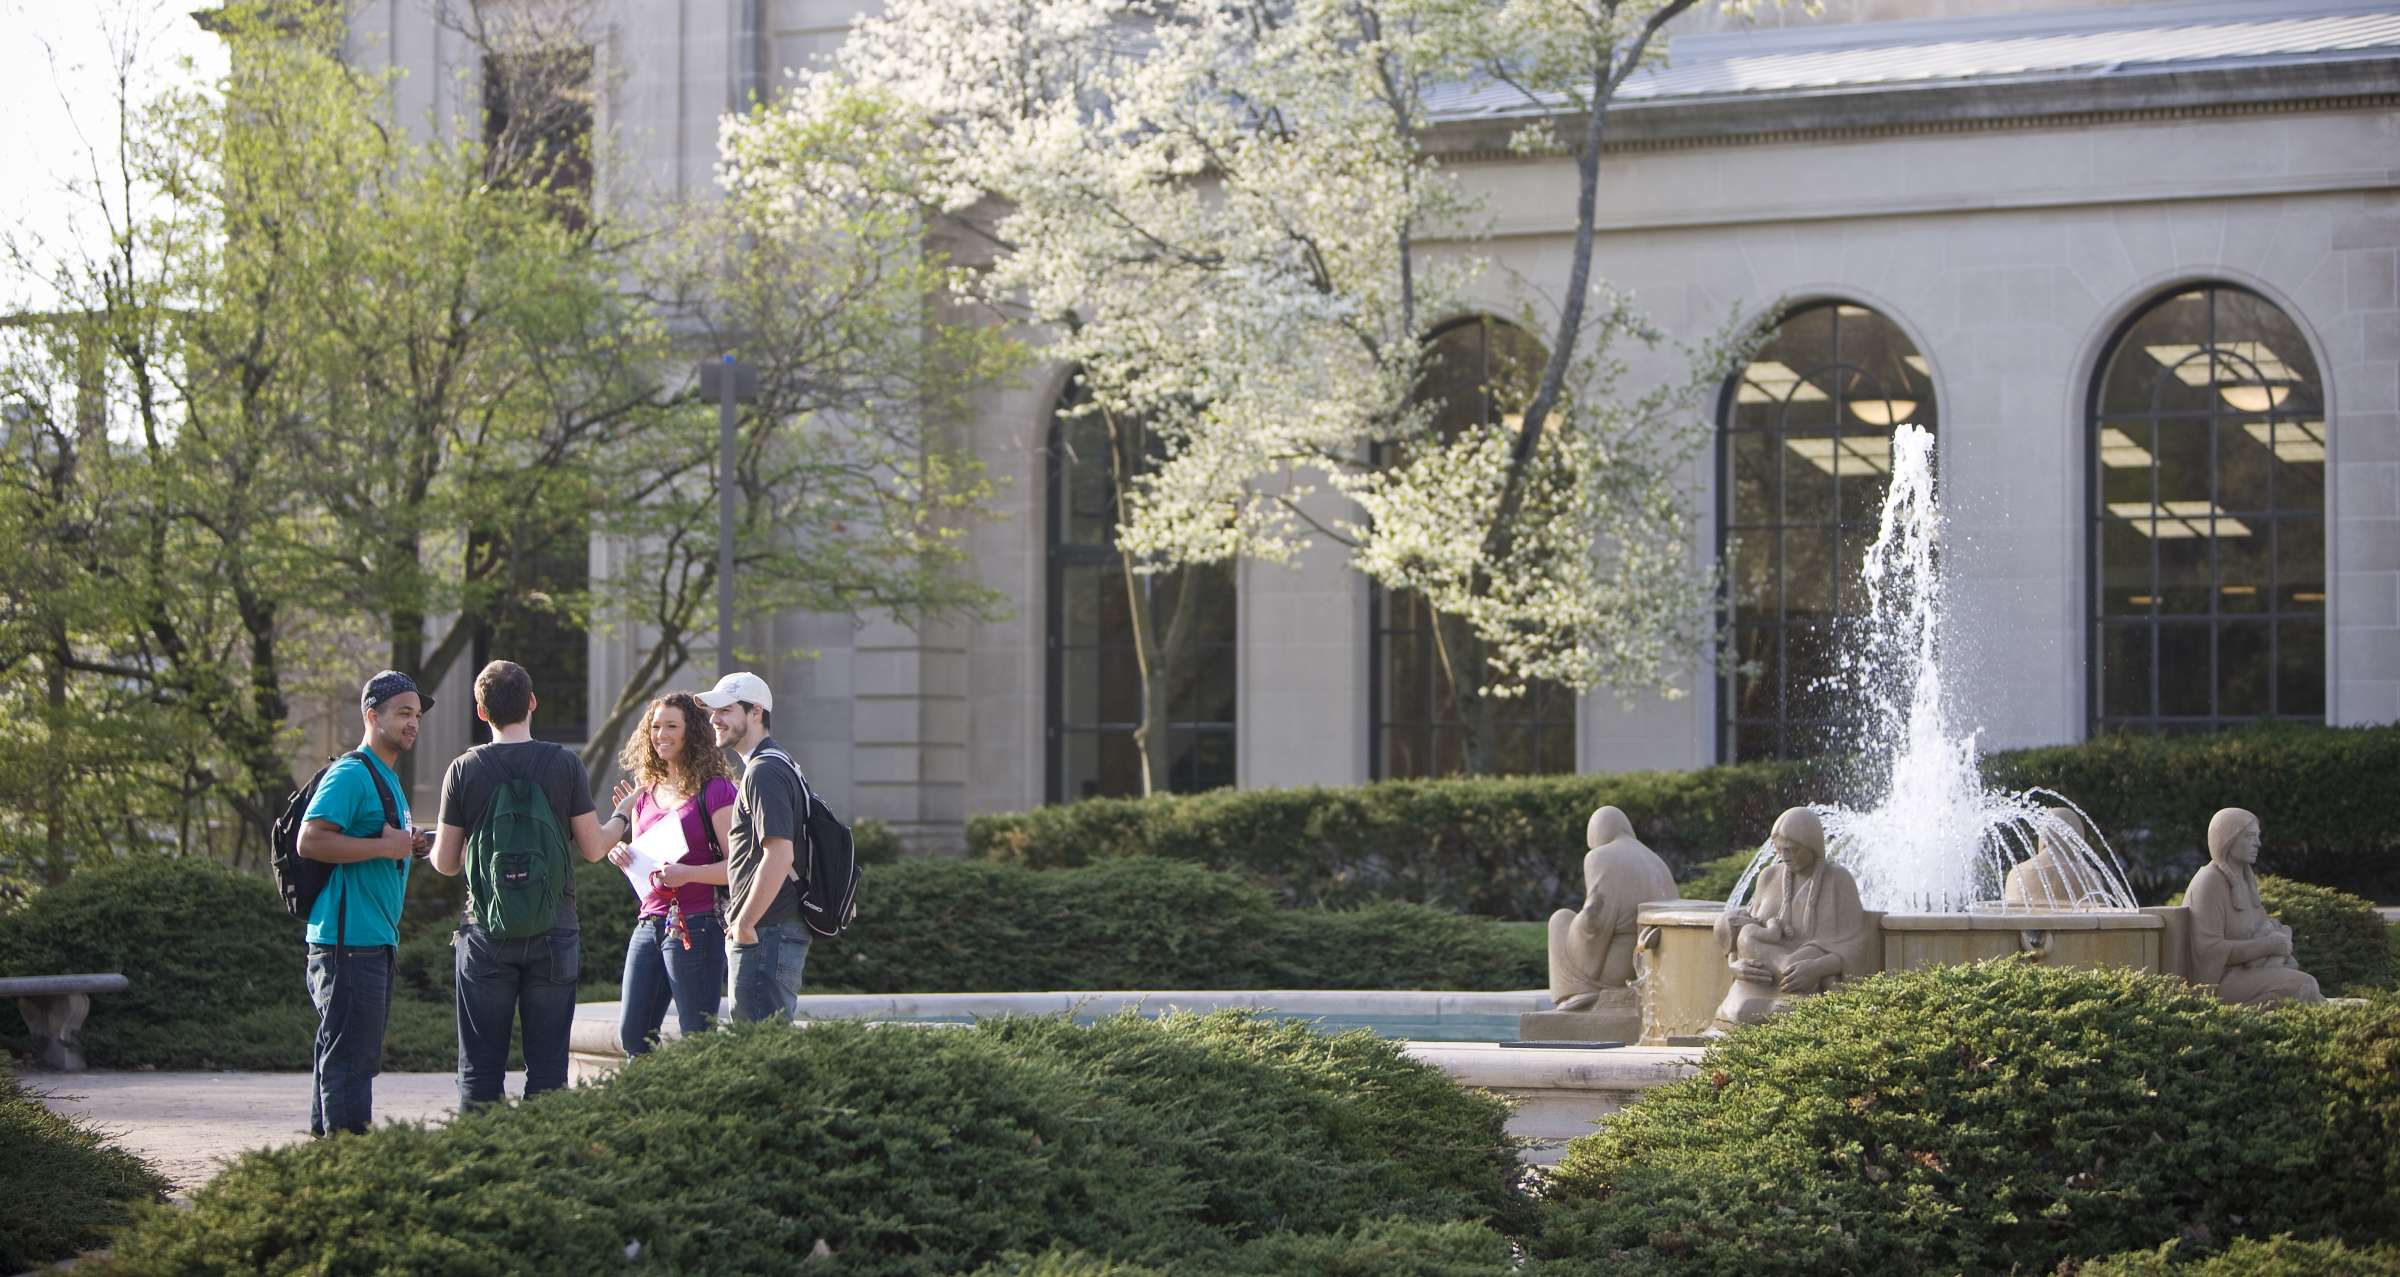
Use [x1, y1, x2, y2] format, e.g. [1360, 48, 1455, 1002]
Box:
[1546, 805, 1677, 1011]
[2184, 807, 2322, 1004]
[1712, 807, 1875, 1028]
[2002, 806, 2105, 909]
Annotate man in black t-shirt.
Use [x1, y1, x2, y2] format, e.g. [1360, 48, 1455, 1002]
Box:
[429, 660, 637, 1107]
[695, 670, 809, 1022]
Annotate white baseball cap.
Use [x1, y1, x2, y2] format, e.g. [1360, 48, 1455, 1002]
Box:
[694, 670, 773, 713]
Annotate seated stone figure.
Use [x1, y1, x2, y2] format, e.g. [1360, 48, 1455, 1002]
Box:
[1712, 807, 1874, 1029]
[2002, 806, 2102, 909]
[2185, 807, 2322, 1005]
[1546, 806, 1677, 1012]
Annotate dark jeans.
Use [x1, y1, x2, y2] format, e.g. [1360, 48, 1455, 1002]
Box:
[455, 923, 580, 1109]
[728, 920, 810, 1023]
[305, 943, 393, 1137]
[618, 911, 727, 1055]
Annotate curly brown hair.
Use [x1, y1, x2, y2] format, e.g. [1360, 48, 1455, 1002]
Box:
[616, 691, 734, 800]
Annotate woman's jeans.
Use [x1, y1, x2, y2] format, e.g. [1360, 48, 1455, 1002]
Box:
[454, 923, 580, 1109]
[618, 911, 727, 1055]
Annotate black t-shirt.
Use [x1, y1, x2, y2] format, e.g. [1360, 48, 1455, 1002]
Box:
[438, 740, 596, 932]
[729, 737, 803, 928]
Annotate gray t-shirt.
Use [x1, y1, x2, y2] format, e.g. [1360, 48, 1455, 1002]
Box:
[728, 736, 804, 928]
[437, 739, 595, 933]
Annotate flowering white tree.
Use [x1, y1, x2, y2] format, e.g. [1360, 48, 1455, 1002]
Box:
[724, 0, 1759, 787]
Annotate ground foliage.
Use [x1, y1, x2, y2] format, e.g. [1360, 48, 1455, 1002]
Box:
[0, 1058, 172, 1273]
[1533, 962, 2400, 1277]
[90, 1011, 1522, 1277]
[970, 724, 2400, 915]
[814, 857, 1543, 994]
[2064, 1236, 2400, 1275]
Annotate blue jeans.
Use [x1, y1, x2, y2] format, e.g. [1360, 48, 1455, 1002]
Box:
[305, 944, 393, 1137]
[454, 924, 580, 1109]
[618, 912, 727, 1055]
[728, 921, 809, 1023]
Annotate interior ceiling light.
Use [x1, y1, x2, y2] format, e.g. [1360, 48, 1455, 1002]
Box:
[1784, 435, 1892, 476]
[2099, 427, 2154, 469]
[1738, 361, 1829, 404]
[2143, 341, 2301, 411]
[2241, 420, 2326, 463]
[2106, 499, 2252, 540]
[1847, 399, 1917, 426]
[1904, 355, 1930, 377]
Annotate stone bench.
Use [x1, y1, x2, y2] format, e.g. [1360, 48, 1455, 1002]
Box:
[0, 972, 129, 1071]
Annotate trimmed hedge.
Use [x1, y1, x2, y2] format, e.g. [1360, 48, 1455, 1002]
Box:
[0, 1059, 171, 1272]
[1533, 963, 2400, 1277]
[0, 855, 462, 1070]
[969, 724, 2400, 915]
[811, 858, 1543, 994]
[92, 1011, 1523, 1276]
[2164, 875, 2396, 996]
[2070, 1237, 2400, 1275]
[968, 1221, 1522, 1276]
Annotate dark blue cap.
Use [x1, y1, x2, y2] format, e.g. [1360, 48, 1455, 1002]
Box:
[361, 670, 433, 713]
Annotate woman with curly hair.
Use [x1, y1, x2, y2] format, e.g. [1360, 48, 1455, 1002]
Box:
[604, 691, 737, 1055]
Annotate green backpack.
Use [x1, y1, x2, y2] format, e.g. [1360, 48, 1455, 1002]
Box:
[466, 767, 569, 940]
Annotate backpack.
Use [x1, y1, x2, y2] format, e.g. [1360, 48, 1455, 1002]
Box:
[270, 751, 402, 930]
[752, 748, 861, 939]
[464, 750, 572, 940]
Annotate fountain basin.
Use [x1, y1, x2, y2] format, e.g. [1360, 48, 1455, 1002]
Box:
[1636, 899, 2185, 1044]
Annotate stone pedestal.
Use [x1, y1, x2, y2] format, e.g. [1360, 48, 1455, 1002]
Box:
[1520, 989, 1640, 1044]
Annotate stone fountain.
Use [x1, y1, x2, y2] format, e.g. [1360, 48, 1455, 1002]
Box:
[1534, 425, 2321, 1046]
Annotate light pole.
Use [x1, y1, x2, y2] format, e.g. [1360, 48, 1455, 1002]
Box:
[699, 354, 757, 674]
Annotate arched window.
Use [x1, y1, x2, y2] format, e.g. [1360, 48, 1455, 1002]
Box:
[2090, 285, 2325, 732]
[1718, 302, 1936, 761]
[1046, 374, 1236, 801]
[1372, 316, 1577, 778]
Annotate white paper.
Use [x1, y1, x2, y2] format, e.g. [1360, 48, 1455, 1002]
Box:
[617, 815, 691, 901]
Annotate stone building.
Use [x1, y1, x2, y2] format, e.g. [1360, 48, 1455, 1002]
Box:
[343, 0, 2400, 847]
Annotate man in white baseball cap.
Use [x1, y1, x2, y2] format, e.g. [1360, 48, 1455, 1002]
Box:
[695, 671, 811, 1020]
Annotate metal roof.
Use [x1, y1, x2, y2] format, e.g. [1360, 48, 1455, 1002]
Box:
[1426, 0, 2400, 120]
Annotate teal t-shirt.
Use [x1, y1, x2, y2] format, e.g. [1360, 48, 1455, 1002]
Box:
[301, 751, 413, 948]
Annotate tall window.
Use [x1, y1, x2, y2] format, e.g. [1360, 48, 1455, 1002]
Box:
[1373, 317, 1577, 778]
[482, 46, 594, 228]
[1719, 302, 1937, 761]
[1047, 375, 1236, 801]
[2091, 285, 2325, 732]
[469, 523, 590, 744]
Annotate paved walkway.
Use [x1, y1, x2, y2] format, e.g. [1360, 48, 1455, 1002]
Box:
[30, 1071, 524, 1195]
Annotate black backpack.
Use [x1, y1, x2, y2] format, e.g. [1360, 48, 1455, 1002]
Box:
[271, 751, 402, 925]
[751, 748, 861, 939]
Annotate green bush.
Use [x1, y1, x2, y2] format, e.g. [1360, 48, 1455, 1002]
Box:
[1676, 849, 1759, 902]
[0, 855, 472, 1070]
[968, 724, 2400, 914]
[94, 1011, 1522, 1276]
[969, 1220, 1522, 1276]
[1533, 964, 2400, 1277]
[2165, 876, 2396, 997]
[811, 858, 1542, 994]
[0, 1059, 171, 1272]
[2068, 1236, 2400, 1275]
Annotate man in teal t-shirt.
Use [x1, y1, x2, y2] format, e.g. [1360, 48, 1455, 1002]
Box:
[296, 670, 434, 1136]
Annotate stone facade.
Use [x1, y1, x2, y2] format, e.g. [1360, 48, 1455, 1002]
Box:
[341, 0, 2400, 845]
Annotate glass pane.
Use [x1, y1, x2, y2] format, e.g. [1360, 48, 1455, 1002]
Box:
[2218, 621, 2270, 719]
[1061, 730, 1100, 800]
[1096, 728, 1142, 798]
[1729, 430, 1778, 524]
[2097, 420, 2153, 506]
[1059, 564, 1104, 649]
[2100, 623, 2151, 720]
[1783, 427, 1837, 525]
[2157, 623, 2211, 717]
[2276, 517, 2324, 611]
[2278, 619, 2324, 717]
[1836, 429, 1895, 526]
[1732, 624, 1780, 720]
[2100, 516, 2153, 616]
[2154, 419, 2210, 508]
[2274, 419, 2327, 513]
[1784, 528, 1836, 619]
[1061, 647, 1100, 728]
[2157, 531, 2211, 616]
[1784, 624, 1839, 724]
[2217, 525, 2268, 615]
[1383, 723, 1429, 779]
[1537, 720, 1575, 774]
[1728, 529, 1778, 613]
[1384, 627, 1425, 724]
[1172, 639, 1236, 724]
[2216, 416, 2272, 514]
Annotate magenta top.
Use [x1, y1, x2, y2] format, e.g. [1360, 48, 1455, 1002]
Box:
[631, 776, 737, 919]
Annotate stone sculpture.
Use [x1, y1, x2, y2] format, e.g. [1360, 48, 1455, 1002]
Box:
[1544, 806, 1677, 1011]
[1711, 807, 1874, 1029]
[2184, 807, 2323, 1004]
[2002, 806, 2097, 909]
